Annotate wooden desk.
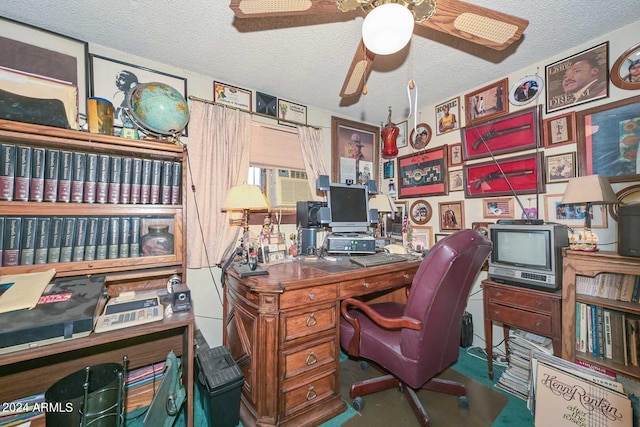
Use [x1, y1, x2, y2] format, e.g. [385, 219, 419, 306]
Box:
[482, 279, 562, 379]
[0, 309, 195, 427]
[223, 257, 421, 427]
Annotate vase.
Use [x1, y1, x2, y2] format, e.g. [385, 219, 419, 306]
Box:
[141, 225, 174, 256]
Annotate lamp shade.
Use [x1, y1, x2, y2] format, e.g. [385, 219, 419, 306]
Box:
[368, 194, 397, 213]
[561, 175, 617, 206]
[221, 184, 271, 211]
[362, 3, 414, 55]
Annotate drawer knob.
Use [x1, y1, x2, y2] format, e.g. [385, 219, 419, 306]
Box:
[535, 321, 541, 329]
[306, 313, 318, 327]
[495, 292, 502, 297]
[306, 352, 317, 366]
[364, 282, 370, 289]
[403, 274, 409, 280]
[306, 385, 317, 401]
[308, 292, 315, 300]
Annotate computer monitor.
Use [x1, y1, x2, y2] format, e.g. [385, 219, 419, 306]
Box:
[327, 183, 370, 233]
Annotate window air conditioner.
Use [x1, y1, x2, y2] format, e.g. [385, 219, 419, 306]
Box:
[267, 169, 313, 208]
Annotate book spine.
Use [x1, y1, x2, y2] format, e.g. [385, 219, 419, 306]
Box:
[47, 217, 64, 263]
[20, 217, 37, 265]
[632, 275, 640, 303]
[130, 216, 141, 257]
[120, 157, 132, 204]
[30, 147, 45, 202]
[130, 158, 142, 204]
[96, 154, 110, 204]
[161, 160, 173, 205]
[71, 152, 86, 203]
[596, 305, 605, 359]
[14, 146, 32, 201]
[60, 217, 76, 263]
[3, 217, 21, 266]
[604, 309, 613, 359]
[170, 161, 182, 205]
[0, 144, 16, 201]
[150, 160, 162, 204]
[0, 217, 4, 266]
[44, 149, 60, 202]
[57, 151, 72, 203]
[119, 216, 131, 258]
[34, 217, 51, 264]
[140, 159, 152, 204]
[108, 217, 120, 259]
[72, 217, 88, 262]
[84, 217, 99, 261]
[83, 153, 98, 203]
[96, 217, 110, 260]
[108, 156, 122, 204]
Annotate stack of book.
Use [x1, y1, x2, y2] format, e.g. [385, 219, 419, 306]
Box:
[495, 329, 553, 400]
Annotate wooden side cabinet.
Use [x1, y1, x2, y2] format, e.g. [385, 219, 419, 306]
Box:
[482, 279, 562, 379]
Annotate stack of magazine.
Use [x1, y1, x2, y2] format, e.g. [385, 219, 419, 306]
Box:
[495, 329, 553, 400]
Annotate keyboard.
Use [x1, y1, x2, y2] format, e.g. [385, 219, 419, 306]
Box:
[349, 252, 408, 268]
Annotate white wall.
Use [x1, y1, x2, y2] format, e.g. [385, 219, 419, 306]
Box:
[88, 19, 640, 350]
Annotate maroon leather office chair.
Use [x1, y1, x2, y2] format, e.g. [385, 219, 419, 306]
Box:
[340, 229, 492, 426]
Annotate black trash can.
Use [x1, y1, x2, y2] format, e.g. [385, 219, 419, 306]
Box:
[45, 362, 125, 427]
[196, 345, 244, 427]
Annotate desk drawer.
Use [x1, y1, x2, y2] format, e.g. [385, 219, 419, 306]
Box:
[282, 369, 336, 417]
[281, 285, 338, 310]
[281, 304, 336, 343]
[340, 270, 413, 298]
[488, 303, 552, 335]
[282, 337, 337, 380]
[487, 286, 554, 313]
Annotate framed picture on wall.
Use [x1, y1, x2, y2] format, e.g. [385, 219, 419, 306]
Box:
[409, 199, 433, 225]
[397, 146, 448, 198]
[542, 112, 577, 148]
[331, 116, 379, 185]
[438, 201, 464, 232]
[611, 42, 640, 90]
[545, 152, 576, 184]
[435, 97, 460, 135]
[409, 226, 434, 252]
[543, 193, 607, 228]
[464, 78, 509, 125]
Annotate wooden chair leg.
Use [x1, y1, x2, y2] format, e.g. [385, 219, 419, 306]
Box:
[402, 384, 431, 427]
[350, 374, 399, 398]
[422, 377, 467, 397]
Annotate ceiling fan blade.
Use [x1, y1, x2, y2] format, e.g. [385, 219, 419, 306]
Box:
[417, 0, 529, 51]
[339, 40, 375, 99]
[229, 0, 341, 18]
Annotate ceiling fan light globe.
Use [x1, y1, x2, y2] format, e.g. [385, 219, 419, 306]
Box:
[362, 3, 414, 55]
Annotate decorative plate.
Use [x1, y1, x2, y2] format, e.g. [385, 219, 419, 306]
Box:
[410, 199, 433, 225]
[508, 75, 544, 106]
[409, 123, 432, 150]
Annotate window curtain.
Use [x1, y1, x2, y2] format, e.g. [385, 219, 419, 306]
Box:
[186, 100, 252, 268]
[297, 125, 328, 200]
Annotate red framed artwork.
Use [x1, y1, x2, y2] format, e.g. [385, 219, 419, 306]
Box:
[461, 105, 541, 161]
[462, 152, 544, 198]
[397, 146, 448, 199]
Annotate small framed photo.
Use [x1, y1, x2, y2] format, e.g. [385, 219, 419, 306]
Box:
[436, 97, 460, 135]
[409, 123, 432, 150]
[435, 233, 450, 243]
[383, 160, 394, 179]
[410, 226, 434, 252]
[464, 78, 509, 125]
[544, 194, 607, 228]
[611, 42, 640, 90]
[396, 120, 409, 149]
[545, 152, 576, 184]
[256, 91, 277, 117]
[448, 169, 464, 192]
[386, 201, 407, 240]
[482, 198, 514, 219]
[409, 199, 433, 225]
[543, 112, 577, 148]
[508, 75, 543, 106]
[448, 143, 463, 167]
[438, 201, 465, 232]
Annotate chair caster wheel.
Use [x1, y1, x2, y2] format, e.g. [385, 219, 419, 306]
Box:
[359, 361, 370, 370]
[458, 396, 470, 408]
[352, 396, 365, 411]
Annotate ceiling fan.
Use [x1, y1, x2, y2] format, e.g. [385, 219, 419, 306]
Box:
[229, 0, 528, 99]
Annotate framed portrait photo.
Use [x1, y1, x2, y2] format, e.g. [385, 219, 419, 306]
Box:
[509, 75, 543, 106]
[331, 116, 380, 185]
[543, 112, 577, 148]
[543, 193, 607, 228]
[448, 169, 464, 192]
[438, 201, 464, 232]
[611, 42, 640, 90]
[545, 42, 609, 114]
[397, 146, 448, 198]
[409, 199, 433, 225]
[435, 97, 460, 135]
[409, 123, 432, 150]
[545, 152, 576, 184]
[576, 94, 640, 183]
[464, 78, 509, 125]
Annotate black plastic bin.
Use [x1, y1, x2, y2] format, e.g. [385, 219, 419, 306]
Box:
[196, 345, 244, 427]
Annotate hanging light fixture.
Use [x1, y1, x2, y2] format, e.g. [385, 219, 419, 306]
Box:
[362, 3, 414, 55]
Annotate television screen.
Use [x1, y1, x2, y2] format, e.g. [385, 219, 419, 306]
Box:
[494, 229, 550, 269]
[328, 183, 369, 233]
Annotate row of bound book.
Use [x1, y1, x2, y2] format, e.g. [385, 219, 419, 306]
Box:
[576, 302, 640, 367]
[576, 273, 640, 303]
[0, 144, 182, 204]
[0, 215, 172, 267]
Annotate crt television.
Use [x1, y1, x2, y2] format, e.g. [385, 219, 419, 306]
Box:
[327, 183, 370, 233]
[488, 223, 569, 291]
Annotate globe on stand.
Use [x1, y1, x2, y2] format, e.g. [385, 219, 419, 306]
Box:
[125, 82, 189, 142]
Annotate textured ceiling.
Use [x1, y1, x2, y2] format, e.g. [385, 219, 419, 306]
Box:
[0, 0, 638, 126]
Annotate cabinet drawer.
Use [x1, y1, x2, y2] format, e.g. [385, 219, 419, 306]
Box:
[487, 287, 554, 313]
[340, 270, 413, 298]
[282, 369, 336, 417]
[488, 303, 552, 335]
[281, 285, 337, 310]
[282, 337, 337, 380]
[281, 304, 336, 343]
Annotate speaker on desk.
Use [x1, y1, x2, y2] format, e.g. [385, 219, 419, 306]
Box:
[316, 175, 330, 192]
[319, 206, 331, 225]
[296, 201, 327, 228]
[301, 228, 317, 255]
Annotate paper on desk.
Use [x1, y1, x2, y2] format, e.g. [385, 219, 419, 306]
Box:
[0, 269, 56, 314]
